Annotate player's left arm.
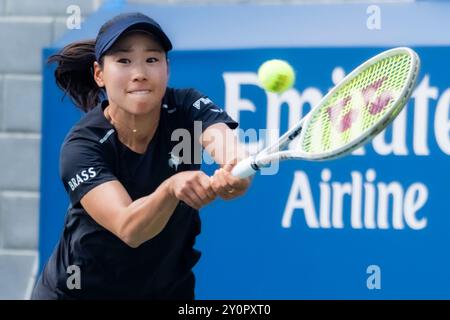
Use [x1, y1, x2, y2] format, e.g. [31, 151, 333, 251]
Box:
[200, 122, 252, 200]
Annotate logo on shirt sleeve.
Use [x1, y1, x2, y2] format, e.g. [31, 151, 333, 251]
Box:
[67, 167, 97, 191]
[192, 97, 213, 110]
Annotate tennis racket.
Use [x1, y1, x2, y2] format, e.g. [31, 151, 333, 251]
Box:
[232, 47, 420, 178]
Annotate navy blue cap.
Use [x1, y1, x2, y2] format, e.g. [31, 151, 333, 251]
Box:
[95, 12, 172, 61]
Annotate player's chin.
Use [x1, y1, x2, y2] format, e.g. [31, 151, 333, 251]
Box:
[127, 97, 159, 114]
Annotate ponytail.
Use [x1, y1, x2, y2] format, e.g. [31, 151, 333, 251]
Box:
[48, 40, 104, 112]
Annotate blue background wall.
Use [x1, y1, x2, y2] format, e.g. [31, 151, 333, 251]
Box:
[40, 2, 450, 298]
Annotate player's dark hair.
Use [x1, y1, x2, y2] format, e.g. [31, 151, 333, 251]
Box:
[47, 40, 102, 112]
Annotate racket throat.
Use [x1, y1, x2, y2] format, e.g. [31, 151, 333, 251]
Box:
[250, 158, 261, 171]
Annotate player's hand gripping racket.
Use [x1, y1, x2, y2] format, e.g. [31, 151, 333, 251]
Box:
[232, 47, 420, 178]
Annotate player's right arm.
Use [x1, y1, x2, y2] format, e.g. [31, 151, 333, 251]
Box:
[80, 170, 215, 248]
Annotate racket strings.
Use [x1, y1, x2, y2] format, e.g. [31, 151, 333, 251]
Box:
[301, 53, 412, 155]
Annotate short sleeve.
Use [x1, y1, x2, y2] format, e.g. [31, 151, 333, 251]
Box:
[181, 88, 239, 132]
[60, 138, 117, 206]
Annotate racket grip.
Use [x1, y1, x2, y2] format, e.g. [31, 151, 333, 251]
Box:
[231, 157, 258, 178]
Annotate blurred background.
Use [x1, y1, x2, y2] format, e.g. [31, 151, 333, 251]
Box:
[0, 0, 448, 299]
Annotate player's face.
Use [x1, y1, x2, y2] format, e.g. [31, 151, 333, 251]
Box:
[94, 32, 169, 115]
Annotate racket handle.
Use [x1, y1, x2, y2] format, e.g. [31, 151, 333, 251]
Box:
[231, 157, 258, 178]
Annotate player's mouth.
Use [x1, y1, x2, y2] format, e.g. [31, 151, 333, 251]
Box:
[128, 90, 151, 95]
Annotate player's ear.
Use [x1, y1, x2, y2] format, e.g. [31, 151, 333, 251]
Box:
[93, 61, 105, 87]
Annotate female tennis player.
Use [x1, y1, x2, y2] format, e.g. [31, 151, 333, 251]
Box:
[31, 12, 251, 299]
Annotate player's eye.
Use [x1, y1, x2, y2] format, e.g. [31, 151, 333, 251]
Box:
[147, 57, 158, 63]
[117, 58, 130, 64]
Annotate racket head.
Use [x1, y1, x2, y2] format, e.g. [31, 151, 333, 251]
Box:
[295, 47, 420, 160]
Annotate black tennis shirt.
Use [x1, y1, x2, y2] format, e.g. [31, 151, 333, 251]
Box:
[32, 88, 238, 299]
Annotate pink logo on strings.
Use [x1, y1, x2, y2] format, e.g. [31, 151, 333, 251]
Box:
[327, 76, 393, 132]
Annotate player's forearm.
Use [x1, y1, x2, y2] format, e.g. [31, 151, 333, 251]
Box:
[221, 143, 248, 168]
[202, 123, 248, 167]
[119, 178, 179, 248]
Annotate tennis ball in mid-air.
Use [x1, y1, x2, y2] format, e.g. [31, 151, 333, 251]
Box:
[257, 59, 296, 93]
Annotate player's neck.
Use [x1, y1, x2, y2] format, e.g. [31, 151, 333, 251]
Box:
[104, 104, 160, 153]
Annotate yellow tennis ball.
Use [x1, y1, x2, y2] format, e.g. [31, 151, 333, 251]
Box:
[258, 59, 296, 93]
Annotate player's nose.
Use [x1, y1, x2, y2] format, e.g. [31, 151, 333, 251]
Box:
[131, 70, 148, 82]
[131, 63, 149, 82]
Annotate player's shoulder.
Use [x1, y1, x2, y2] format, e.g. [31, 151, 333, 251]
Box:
[164, 87, 208, 108]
